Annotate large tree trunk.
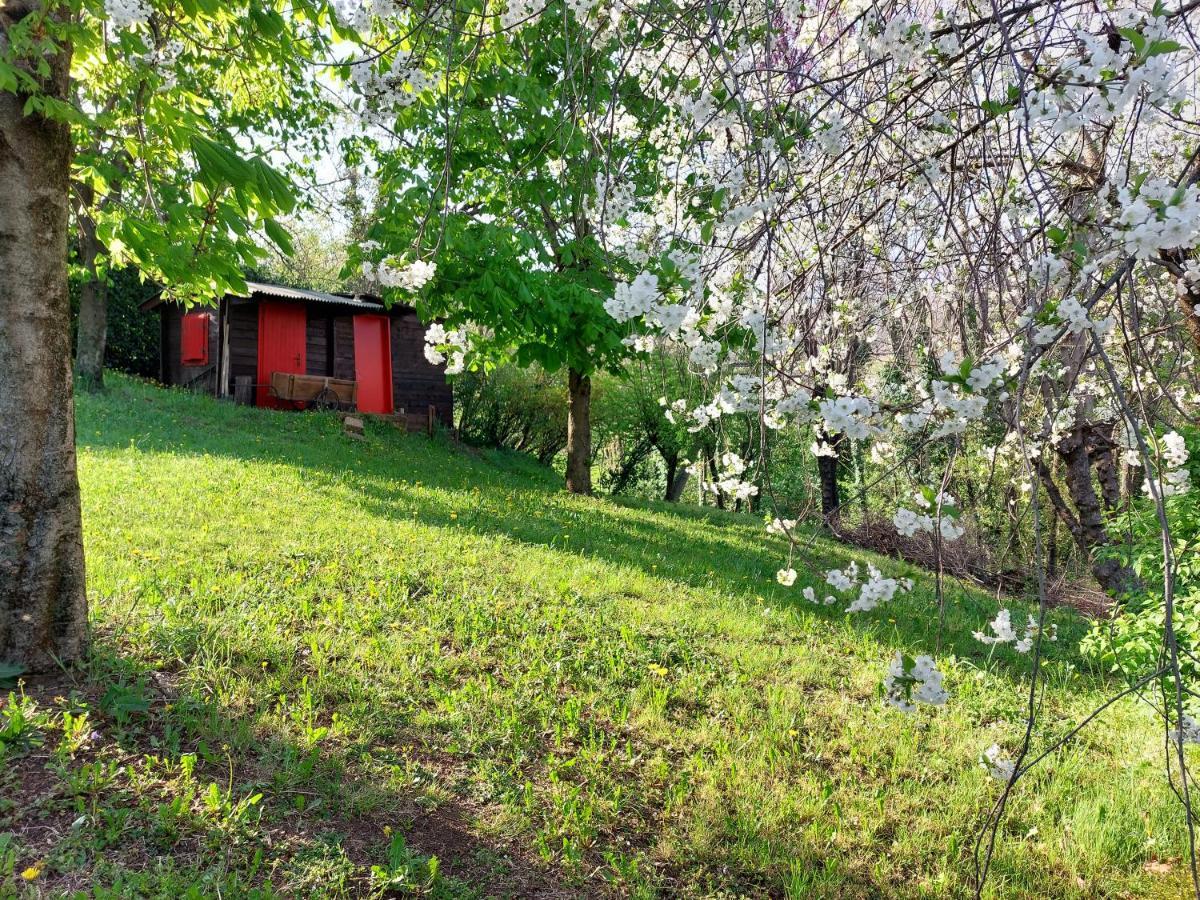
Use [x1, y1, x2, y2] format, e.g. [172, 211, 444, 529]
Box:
[1037, 424, 1134, 597]
[566, 368, 592, 495]
[0, 8, 87, 671]
[74, 201, 108, 392]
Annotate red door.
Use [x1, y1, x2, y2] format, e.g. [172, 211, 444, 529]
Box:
[257, 301, 307, 407]
[353, 315, 393, 414]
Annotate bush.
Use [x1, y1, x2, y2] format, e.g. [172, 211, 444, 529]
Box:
[69, 267, 161, 379]
[1081, 427, 1200, 702]
[455, 366, 568, 465]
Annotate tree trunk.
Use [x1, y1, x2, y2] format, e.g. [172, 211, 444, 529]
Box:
[74, 205, 108, 391]
[1047, 509, 1059, 581]
[566, 368, 592, 495]
[817, 431, 845, 529]
[0, 9, 88, 671]
[1038, 425, 1134, 597]
[1174, 284, 1200, 353]
[664, 454, 690, 502]
[707, 455, 725, 509]
[1088, 422, 1122, 513]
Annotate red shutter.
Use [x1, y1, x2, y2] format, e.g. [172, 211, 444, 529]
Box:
[181, 312, 210, 366]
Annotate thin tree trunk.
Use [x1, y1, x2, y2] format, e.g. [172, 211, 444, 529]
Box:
[707, 455, 725, 509]
[1047, 509, 1059, 581]
[566, 367, 591, 495]
[0, 6, 88, 671]
[74, 201, 108, 391]
[817, 431, 845, 529]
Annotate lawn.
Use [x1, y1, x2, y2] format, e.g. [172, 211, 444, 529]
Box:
[0, 374, 1191, 898]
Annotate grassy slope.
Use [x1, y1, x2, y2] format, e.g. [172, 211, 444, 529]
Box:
[0, 373, 1191, 898]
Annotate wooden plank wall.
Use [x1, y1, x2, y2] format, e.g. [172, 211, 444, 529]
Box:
[390, 311, 453, 424]
[333, 316, 356, 380]
[161, 305, 220, 393]
[227, 301, 258, 395]
[306, 315, 331, 377]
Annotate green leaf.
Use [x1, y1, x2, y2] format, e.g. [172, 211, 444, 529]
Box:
[1117, 27, 1147, 55]
[0, 662, 26, 688]
[264, 218, 294, 256]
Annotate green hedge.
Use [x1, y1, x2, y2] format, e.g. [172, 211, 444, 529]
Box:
[69, 268, 161, 379]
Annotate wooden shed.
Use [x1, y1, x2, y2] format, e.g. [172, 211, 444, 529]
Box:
[145, 281, 452, 424]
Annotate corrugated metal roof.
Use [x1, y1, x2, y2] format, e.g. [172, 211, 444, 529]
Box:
[242, 281, 386, 310]
[140, 280, 409, 313]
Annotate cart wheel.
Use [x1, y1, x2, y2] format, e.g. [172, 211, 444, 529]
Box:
[312, 388, 340, 411]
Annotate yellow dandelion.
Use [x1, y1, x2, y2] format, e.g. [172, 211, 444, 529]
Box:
[648, 664, 669, 678]
[21, 865, 41, 881]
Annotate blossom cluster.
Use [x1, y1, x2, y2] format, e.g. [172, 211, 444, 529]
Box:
[423, 322, 468, 375]
[812, 559, 913, 613]
[981, 744, 1016, 783]
[817, 396, 878, 441]
[973, 609, 1056, 654]
[1143, 430, 1192, 498]
[1114, 176, 1200, 260]
[708, 452, 757, 502]
[105, 0, 151, 29]
[1028, 297, 1113, 347]
[895, 350, 1007, 439]
[892, 490, 965, 542]
[361, 255, 436, 293]
[884, 653, 949, 712]
[332, 0, 392, 32]
[350, 50, 436, 127]
[499, 0, 546, 32]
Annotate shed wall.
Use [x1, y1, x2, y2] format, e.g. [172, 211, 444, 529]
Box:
[157, 296, 452, 424]
[390, 312, 453, 424]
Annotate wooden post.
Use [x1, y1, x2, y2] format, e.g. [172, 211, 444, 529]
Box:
[234, 375, 253, 406]
[427, 404, 435, 437]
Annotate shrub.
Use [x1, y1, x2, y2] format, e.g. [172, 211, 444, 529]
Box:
[69, 267, 161, 379]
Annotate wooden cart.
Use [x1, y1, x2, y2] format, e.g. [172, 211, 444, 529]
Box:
[268, 371, 358, 411]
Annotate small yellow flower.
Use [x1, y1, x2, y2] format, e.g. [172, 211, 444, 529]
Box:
[450, 512, 458, 519]
[787, 729, 798, 738]
[648, 664, 669, 678]
[21, 865, 41, 881]
[383, 825, 393, 836]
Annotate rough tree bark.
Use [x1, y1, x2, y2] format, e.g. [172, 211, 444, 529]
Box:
[73, 189, 108, 391]
[565, 368, 592, 495]
[0, 4, 88, 671]
[1037, 423, 1134, 596]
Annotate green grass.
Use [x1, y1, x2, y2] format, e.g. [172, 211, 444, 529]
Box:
[1, 373, 1192, 897]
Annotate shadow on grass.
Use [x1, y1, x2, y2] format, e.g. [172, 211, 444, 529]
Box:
[7, 640, 576, 898]
[77, 376, 1093, 688]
